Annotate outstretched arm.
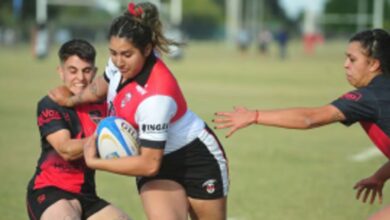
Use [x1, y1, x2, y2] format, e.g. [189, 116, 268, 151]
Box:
[49, 75, 108, 107]
[213, 105, 345, 138]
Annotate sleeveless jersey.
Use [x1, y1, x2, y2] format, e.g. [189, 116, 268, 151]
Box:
[28, 96, 106, 195]
[104, 55, 204, 154]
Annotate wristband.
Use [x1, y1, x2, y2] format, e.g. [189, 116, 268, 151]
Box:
[253, 110, 259, 124]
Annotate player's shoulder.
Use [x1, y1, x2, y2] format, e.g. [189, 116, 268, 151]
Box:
[38, 96, 56, 107]
[153, 58, 171, 75]
[37, 96, 68, 112]
[104, 58, 120, 80]
[149, 59, 178, 86]
[365, 75, 390, 97]
[339, 88, 375, 103]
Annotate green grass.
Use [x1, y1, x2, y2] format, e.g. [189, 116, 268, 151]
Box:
[0, 40, 387, 219]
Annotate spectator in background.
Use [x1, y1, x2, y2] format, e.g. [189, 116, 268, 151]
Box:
[257, 28, 272, 56]
[236, 28, 251, 53]
[275, 27, 289, 59]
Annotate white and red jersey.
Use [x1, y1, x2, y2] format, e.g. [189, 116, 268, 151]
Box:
[104, 55, 205, 154]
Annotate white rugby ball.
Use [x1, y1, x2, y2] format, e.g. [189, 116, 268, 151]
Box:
[96, 116, 139, 159]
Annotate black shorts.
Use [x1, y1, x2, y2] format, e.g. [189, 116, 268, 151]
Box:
[26, 186, 109, 220]
[137, 127, 229, 199]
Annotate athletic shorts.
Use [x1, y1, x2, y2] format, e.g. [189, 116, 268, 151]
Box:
[137, 126, 229, 199]
[26, 186, 109, 220]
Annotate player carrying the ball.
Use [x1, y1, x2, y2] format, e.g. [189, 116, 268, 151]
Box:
[49, 2, 229, 220]
[27, 39, 131, 220]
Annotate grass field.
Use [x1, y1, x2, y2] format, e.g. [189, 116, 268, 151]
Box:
[0, 40, 388, 219]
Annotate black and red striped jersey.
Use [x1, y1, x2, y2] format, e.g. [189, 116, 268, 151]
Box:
[332, 75, 390, 158]
[27, 96, 106, 195]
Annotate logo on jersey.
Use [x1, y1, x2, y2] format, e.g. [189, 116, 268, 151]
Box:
[37, 194, 46, 204]
[202, 179, 217, 194]
[141, 123, 168, 133]
[121, 93, 132, 108]
[340, 91, 362, 101]
[38, 109, 63, 126]
[136, 85, 147, 95]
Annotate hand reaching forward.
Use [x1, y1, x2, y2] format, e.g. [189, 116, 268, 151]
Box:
[354, 175, 384, 204]
[213, 106, 258, 138]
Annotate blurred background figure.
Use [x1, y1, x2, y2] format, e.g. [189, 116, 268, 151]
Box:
[33, 23, 49, 59]
[257, 28, 273, 55]
[236, 28, 251, 53]
[275, 27, 289, 59]
[302, 7, 323, 55]
[164, 26, 186, 60]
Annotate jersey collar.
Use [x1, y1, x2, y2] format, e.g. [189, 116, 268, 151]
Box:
[133, 53, 156, 87]
[116, 54, 157, 92]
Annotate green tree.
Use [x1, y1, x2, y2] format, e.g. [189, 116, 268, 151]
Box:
[181, 0, 224, 39]
[323, 0, 390, 34]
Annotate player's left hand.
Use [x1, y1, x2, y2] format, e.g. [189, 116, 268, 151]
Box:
[83, 134, 99, 168]
[213, 106, 257, 138]
[354, 175, 384, 204]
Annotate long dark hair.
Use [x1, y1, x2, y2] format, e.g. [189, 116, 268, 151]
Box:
[108, 2, 179, 54]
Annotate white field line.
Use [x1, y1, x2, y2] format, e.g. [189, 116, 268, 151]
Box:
[349, 146, 382, 162]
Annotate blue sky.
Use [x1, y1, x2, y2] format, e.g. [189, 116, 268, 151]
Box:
[279, 0, 327, 19]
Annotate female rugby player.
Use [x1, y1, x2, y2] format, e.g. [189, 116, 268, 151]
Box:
[214, 29, 390, 220]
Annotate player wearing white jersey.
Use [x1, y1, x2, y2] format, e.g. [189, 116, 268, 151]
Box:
[49, 2, 229, 220]
[104, 57, 205, 154]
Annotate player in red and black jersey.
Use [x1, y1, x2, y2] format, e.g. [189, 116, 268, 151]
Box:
[26, 39, 130, 220]
[214, 29, 390, 219]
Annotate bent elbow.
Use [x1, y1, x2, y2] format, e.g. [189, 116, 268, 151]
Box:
[58, 148, 80, 161]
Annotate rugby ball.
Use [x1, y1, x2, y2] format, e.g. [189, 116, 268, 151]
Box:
[96, 116, 139, 159]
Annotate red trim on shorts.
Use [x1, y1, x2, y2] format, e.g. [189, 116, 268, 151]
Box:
[26, 198, 38, 220]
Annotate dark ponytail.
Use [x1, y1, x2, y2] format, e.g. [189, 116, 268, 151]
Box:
[108, 2, 179, 54]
